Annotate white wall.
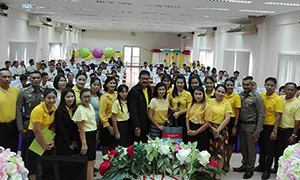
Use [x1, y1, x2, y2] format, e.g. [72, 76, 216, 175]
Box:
[0, 8, 80, 67]
[81, 30, 181, 65]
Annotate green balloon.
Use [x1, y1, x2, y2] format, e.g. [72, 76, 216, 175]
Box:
[79, 48, 90, 58]
[104, 47, 115, 58]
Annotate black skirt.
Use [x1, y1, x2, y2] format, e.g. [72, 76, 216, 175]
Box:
[187, 122, 209, 151]
[113, 120, 129, 148]
[227, 117, 237, 145]
[78, 130, 97, 161]
[100, 118, 114, 149]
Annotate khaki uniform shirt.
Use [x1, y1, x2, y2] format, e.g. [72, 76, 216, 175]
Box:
[16, 86, 44, 130]
[240, 89, 265, 135]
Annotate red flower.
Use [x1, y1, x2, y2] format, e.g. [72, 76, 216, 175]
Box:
[127, 146, 134, 158]
[181, 165, 185, 169]
[99, 161, 112, 176]
[209, 161, 220, 168]
[108, 149, 118, 160]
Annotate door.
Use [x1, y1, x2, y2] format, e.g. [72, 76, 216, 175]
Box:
[124, 46, 141, 88]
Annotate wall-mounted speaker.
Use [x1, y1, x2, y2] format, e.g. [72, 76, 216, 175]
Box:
[0, 3, 9, 10]
[177, 34, 181, 37]
[82, 29, 86, 32]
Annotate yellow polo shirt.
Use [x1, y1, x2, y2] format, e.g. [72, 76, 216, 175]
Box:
[28, 102, 56, 130]
[72, 85, 88, 107]
[205, 89, 215, 100]
[72, 104, 97, 132]
[225, 92, 241, 117]
[99, 92, 118, 128]
[0, 86, 19, 123]
[279, 96, 300, 129]
[148, 98, 169, 123]
[167, 89, 192, 111]
[260, 91, 284, 125]
[186, 103, 213, 125]
[208, 98, 232, 125]
[167, 87, 173, 96]
[111, 99, 129, 122]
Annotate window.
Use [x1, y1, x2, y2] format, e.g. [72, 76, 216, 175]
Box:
[199, 49, 213, 68]
[9, 42, 37, 65]
[49, 43, 62, 60]
[277, 53, 300, 86]
[223, 50, 250, 78]
[124, 46, 141, 88]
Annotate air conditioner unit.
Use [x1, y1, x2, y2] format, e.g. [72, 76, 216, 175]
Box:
[227, 24, 257, 34]
[28, 15, 52, 27]
[55, 23, 68, 32]
[40, 17, 52, 27]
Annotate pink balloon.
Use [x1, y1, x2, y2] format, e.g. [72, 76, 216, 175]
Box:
[92, 48, 103, 58]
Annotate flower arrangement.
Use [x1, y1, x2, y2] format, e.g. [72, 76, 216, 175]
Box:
[0, 146, 28, 180]
[99, 137, 224, 180]
[277, 143, 300, 180]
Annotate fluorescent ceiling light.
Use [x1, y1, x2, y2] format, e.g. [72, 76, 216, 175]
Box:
[193, 7, 229, 11]
[145, 4, 181, 8]
[59, 7, 91, 11]
[101, 10, 131, 13]
[219, 16, 246, 19]
[239, 9, 275, 13]
[207, 0, 252, 4]
[264, 2, 300, 6]
[43, 0, 81, 2]
[181, 14, 210, 18]
[141, 12, 170, 16]
[94, 1, 132, 5]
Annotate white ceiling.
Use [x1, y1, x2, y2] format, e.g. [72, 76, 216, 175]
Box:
[1, 0, 300, 33]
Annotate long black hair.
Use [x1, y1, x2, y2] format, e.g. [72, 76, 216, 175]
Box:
[153, 82, 167, 99]
[116, 84, 129, 113]
[191, 86, 206, 110]
[172, 74, 187, 98]
[104, 76, 117, 92]
[90, 77, 102, 97]
[188, 76, 202, 95]
[161, 74, 172, 90]
[58, 87, 77, 112]
[53, 75, 66, 90]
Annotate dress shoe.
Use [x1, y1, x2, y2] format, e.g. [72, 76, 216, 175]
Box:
[233, 166, 246, 172]
[270, 168, 277, 174]
[222, 167, 229, 173]
[261, 171, 270, 180]
[254, 165, 264, 172]
[243, 170, 253, 179]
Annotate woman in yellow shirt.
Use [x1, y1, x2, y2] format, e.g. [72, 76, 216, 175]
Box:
[167, 74, 192, 143]
[72, 88, 97, 180]
[162, 74, 173, 96]
[72, 72, 87, 107]
[22, 89, 57, 180]
[223, 78, 241, 172]
[99, 77, 118, 155]
[111, 84, 130, 147]
[148, 82, 169, 139]
[204, 76, 215, 100]
[208, 84, 232, 180]
[188, 76, 202, 96]
[186, 86, 212, 151]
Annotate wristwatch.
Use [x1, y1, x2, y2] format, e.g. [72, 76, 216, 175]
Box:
[272, 130, 278, 134]
[292, 134, 298, 138]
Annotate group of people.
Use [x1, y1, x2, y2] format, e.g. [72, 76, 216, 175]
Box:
[0, 59, 299, 180]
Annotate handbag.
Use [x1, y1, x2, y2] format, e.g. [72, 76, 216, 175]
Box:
[162, 126, 183, 143]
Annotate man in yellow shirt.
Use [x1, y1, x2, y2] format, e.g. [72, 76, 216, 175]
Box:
[255, 77, 283, 180]
[0, 68, 20, 152]
[273, 82, 300, 173]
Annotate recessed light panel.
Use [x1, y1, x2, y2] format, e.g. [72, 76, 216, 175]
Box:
[219, 16, 246, 19]
[208, 0, 252, 4]
[239, 9, 275, 13]
[94, 0, 132, 5]
[141, 12, 170, 16]
[101, 10, 131, 13]
[193, 7, 229, 11]
[59, 7, 91, 11]
[264, 2, 300, 6]
[180, 14, 210, 18]
[145, 4, 181, 8]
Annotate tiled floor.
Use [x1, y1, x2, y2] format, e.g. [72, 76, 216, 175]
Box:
[94, 151, 277, 180]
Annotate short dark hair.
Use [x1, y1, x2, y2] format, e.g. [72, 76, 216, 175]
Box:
[279, 85, 285, 92]
[20, 74, 28, 81]
[225, 78, 235, 85]
[29, 71, 41, 77]
[234, 71, 240, 74]
[75, 72, 87, 80]
[285, 82, 297, 89]
[144, 61, 148, 64]
[53, 75, 66, 90]
[41, 63, 47, 68]
[243, 76, 253, 82]
[41, 72, 48, 78]
[67, 72, 74, 78]
[153, 82, 167, 99]
[44, 88, 57, 98]
[139, 70, 150, 78]
[104, 76, 117, 92]
[265, 77, 277, 85]
[204, 76, 215, 83]
[58, 87, 77, 112]
[219, 70, 224, 74]
[90, 73, 97, 78]
[29, 59, 34, 64]
[5, 61, 11, 65]
[80, 88, 91, 98]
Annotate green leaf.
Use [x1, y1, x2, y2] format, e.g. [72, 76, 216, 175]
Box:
[166, 168, 172, 175]
[157, 159, 164, 168]
[147, 153, 154, 162]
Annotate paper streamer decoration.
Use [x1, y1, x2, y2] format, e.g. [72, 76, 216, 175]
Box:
[79, 48, 90, 58]
[85, 52, 94, 60]
[104, 47, 115, 58]
[92, 48, 103, 58]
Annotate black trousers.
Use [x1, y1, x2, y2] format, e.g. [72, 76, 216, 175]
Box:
[274, 128, 293, 168]
[258, 125, 275, 172]
[0, 120, 19, 153]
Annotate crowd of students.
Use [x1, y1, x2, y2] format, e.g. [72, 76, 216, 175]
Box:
[0, 58, 299, 180]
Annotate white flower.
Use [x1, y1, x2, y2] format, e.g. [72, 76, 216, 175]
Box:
[198, 151, 211, 166]
[6, 162, 17, 177]
[158, 144, 170, 155]
[10, 173, 22, 180]
[176, 149, 191, 164]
